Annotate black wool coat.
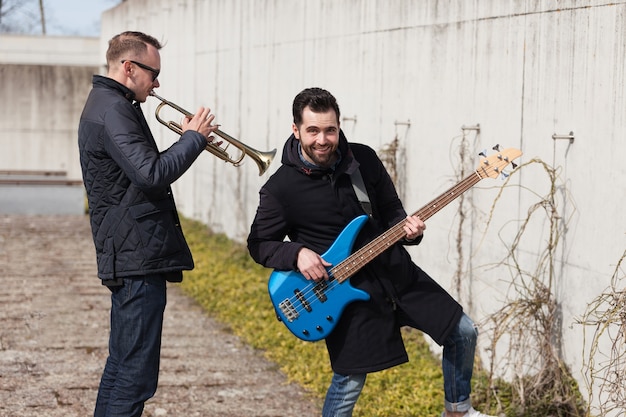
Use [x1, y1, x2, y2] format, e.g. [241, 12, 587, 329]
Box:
[78, 76, 207, 280]
[247, 132, 463, 374]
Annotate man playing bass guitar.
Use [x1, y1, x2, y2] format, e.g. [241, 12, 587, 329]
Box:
[247, 87, 495, 417]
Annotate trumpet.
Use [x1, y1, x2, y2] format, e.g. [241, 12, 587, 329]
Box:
[149, 91, 276, 175]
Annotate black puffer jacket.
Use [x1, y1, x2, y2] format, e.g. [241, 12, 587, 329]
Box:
[78, 76, 207, 280]
[248, 132, 463, 374]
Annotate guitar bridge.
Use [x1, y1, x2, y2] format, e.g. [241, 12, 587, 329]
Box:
[278, 299, 298, 322]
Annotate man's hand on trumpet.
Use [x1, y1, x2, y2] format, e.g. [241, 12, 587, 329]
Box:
[182, 107, 219, 143]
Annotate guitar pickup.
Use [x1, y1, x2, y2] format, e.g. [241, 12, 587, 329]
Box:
[278, 299, 299, 322]
[294, 289, 312, 312]
[313, 280, 328, 303]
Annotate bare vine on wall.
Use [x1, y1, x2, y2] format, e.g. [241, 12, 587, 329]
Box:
[481, 158, 586, 416]
[449, 127, 481, 305]
[378, 136, 399, 186]
[378, 120, 411, 202]
[576, 249, 626, 417]
[378, 135, 408, 203]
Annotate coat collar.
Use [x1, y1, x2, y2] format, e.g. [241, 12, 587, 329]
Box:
[92, 75, 136, 102]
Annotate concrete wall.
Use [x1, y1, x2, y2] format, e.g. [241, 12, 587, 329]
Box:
[0, 35, 99, 179]
[0, 35, 100, 213]
[97, 1, 626, 411]
[0, 63, 96, 179]
[2, 0, 625, 412]
[0, 35, 101, 66]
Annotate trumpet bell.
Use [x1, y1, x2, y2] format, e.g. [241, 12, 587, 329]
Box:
[211, 129, 276, 176]
[244, 147, 276, 176]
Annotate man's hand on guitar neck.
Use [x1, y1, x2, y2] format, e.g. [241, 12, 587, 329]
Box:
[297, 247, 333, 282]
[403, 215, 426, 242]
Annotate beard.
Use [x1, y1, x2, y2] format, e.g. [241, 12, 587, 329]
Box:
[300, 142, 338, 168]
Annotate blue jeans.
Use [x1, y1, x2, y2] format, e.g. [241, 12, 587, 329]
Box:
[321, 313, 478, 416]
[322, 373, 367, 417]
[94, 276, 167, 417]
[441, 313, 478, 413]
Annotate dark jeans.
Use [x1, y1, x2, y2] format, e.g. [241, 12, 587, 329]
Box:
[94, 275, 167, 417]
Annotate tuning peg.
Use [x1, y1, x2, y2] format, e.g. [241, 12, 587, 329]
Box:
[511, 162, 518, 169]
[478, 149, 487, 157]
[492, 144, 500, 151]
[501, 172, 510, 179]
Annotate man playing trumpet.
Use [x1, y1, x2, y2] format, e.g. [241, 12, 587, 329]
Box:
[78, 30, 218, 417]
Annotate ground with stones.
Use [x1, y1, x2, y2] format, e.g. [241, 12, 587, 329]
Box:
[0, 215, 321, 417]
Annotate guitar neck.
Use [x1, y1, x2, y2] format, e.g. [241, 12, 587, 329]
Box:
[331, 171, 482, 283]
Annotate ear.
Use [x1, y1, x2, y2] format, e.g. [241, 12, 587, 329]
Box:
[292, 123, 300, 140]
[120, 60, 133, 79]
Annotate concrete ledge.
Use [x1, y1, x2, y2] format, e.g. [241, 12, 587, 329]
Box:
[0, 34, 101, 67]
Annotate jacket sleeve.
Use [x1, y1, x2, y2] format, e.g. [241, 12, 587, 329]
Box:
[247, 187, 305, 271]
[103, 101, 207, 191]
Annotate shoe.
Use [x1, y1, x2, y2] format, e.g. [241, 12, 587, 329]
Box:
[466, 408, 496, 417]
[441, 407, 497, 417]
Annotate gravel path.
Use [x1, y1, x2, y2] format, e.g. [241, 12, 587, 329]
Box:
[0, 215, 320, 417]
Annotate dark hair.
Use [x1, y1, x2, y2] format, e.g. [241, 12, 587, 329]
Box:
[106, 31, 163, 66]
[292, 87, 340, 126]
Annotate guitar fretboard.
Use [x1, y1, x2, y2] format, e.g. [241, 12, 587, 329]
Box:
[330, 171, 483, 283]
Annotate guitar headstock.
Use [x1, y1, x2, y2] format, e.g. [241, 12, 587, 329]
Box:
[476, 145, 522, 179]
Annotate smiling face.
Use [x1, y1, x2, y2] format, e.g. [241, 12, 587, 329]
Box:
[292, 106, 340, 168]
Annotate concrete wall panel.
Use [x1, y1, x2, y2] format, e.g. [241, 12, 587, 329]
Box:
[0, 64, 96, 179]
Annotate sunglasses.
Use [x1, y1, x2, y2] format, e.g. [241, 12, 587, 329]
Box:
[121, 59, 160, 81]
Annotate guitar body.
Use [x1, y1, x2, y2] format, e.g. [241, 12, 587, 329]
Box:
[268, 215, 371, 341]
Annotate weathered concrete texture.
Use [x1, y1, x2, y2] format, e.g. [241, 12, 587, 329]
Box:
[0, 215, 321, 417]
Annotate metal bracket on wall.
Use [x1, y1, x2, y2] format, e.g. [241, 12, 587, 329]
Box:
[393, 120, 411, 138]
[394, 119, 411, 127]
[461, 123, 480, 132]
[552, 131, 575, 144]
[342, 115, 358, 137]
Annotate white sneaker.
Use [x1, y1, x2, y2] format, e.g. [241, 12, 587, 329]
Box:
[441, 407, 497, 417]
[465, 408, 497, 417]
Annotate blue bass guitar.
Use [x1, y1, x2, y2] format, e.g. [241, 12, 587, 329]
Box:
[268, 147, 522, 341]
